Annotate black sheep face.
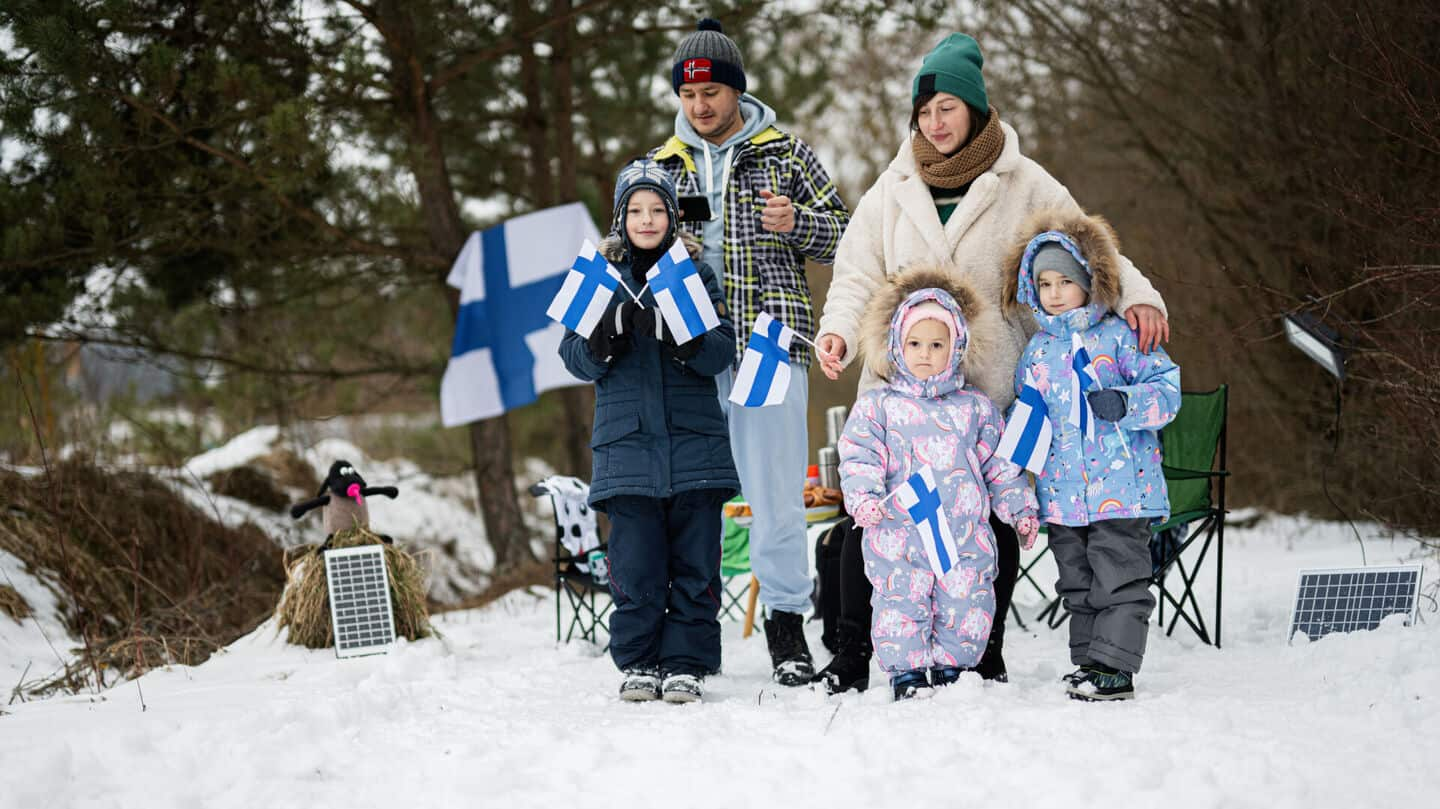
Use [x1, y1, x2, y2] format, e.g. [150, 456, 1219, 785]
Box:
[320, 460, 370, 535]
[321, 460, 367, 497]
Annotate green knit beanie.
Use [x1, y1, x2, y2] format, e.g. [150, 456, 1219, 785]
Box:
[912, 33, 988, 112]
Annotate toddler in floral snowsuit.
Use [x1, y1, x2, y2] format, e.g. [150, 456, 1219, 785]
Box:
[838, 268, 1038, 700]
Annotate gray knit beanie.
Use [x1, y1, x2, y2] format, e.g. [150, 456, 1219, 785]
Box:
[671, 18, 746, 94]
[1032, 242, 1091, 292]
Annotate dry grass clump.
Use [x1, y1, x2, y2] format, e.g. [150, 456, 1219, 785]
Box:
[207, 465, 289, 512]
[275, 527, 431, 649]
[255, 448, 320, 495]
[0, 583, 31, 621]
[0, 461, 286, 694]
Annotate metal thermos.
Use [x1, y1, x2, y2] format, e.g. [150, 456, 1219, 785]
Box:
[825, 405, 849, 447]
[817, 447, 840, 490]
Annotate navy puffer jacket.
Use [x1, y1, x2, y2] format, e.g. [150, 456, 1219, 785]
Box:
[558, 234, 739, 510]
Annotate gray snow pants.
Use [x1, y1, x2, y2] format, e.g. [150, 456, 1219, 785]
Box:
[1048, 518, 1156, 674]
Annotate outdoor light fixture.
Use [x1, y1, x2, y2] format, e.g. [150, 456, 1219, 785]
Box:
[1283, 311, 1346, 382]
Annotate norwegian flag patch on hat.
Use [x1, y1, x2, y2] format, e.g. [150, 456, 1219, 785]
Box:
[682, 58, 712, 83]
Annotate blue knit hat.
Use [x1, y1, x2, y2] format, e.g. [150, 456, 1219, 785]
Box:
[611, 158, 680, 248]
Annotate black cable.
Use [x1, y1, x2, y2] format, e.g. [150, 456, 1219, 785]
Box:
[1319, 379, 1366, 565]
[1419, 580, 1439, 623]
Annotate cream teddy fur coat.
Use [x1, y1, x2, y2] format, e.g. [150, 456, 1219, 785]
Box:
[817, 121, 1167, 411]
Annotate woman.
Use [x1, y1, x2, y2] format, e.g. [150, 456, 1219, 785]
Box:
[811, 33, 1170, 693]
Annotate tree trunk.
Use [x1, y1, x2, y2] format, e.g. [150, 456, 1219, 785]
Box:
[515, 0, 592, 479]
[376, 0, 533, 571]
[548, 0, 594, 478]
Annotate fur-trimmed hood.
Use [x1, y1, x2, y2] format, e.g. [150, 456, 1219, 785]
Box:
[1001, 209, 1123, 331]
[859, 266, 1002, 395]
[598, 232, 703, 266]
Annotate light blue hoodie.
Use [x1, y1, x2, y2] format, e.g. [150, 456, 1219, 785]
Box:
[673, 93, 777, 275]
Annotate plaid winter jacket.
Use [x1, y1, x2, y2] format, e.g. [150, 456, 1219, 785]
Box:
[650, 127, 850, 368]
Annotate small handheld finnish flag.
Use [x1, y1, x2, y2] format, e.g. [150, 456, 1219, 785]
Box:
[728, 312, 794, 408]
[997, 370, 1053, 475]
[1069, 333, 1101, 440]
[545, 239, 625, 338]
[893, 464, 959, 579]
[646, 240, 720, 344]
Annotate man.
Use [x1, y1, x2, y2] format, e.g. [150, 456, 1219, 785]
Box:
[649, 18, 851, 686]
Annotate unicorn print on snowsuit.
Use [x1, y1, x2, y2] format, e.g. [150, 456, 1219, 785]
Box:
[837, 268, 1037, 699]
[1002, 211, 1181, 526]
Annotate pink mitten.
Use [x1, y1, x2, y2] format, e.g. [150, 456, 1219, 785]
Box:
[1015, 516, 1040, 550]
[852, 499, 886, 529]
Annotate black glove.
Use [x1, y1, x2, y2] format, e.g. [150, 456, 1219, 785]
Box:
[1087, 388, 1129, 422]
[586, 305, 631, 361]
[656, 313, 704, 360]
[669, 336, 704, 360]
[623, 300, 661, 339]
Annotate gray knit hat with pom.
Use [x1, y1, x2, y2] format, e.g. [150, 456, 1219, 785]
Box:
[671, 18, 746, 94]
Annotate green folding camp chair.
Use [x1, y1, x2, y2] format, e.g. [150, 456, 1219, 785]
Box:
[529, 477, 611, 648]
[1150, 384, 1229, 646]
[720, 495, 759, 631]
[1018, 385, 1230, 646]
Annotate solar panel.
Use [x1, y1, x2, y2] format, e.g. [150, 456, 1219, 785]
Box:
[1289, 564, 1423, 643]
[323, 545, 397, 658]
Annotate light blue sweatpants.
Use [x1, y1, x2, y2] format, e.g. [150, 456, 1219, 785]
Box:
[715, 366, 813, 614]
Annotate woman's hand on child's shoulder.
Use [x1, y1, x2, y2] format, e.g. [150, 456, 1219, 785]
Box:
[1123, 304, 1169, 353]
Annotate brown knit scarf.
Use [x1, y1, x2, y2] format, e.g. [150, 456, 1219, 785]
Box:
[911, 107, 1006, 189]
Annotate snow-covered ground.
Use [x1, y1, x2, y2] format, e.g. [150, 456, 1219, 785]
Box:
[2, 509, 1435, 809]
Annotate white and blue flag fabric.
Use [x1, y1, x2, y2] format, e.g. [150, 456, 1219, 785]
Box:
[1069, 332, 1101, 440]
[646, 240, 720, 344]
[893, 464, 959, 579]
[997, 369, 1053, 475]
[545, 239, 623, 338]
[440, 202, 600, 427]
[728, 312, 794, 408]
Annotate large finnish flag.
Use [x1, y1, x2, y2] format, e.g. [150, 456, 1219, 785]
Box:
[1069, 332, 1101, 440]
[893, 464, 959, 579]
[997, 369, 1053, 475]
[440, 202, 601, 427]
[545, 239, 623, 338]
[728, 312, 794, 408]
[646, 240, 720, 344]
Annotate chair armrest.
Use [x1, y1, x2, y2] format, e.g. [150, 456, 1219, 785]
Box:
[554, 543, 608, 565]
[1162, 465, 1231, 481]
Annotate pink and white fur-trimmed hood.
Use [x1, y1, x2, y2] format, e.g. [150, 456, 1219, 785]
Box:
[857, 265, 1001, 395]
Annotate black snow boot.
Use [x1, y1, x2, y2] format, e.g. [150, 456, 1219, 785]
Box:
[618, 666, 661, 702]
[973, 634, 1008, 683]
[890, 669, 933, 701]
[661, 672, 704, 704]
[812, 618, 871, 694]
[1067, 663, 1135, 702]
[764, 609, 815, 687]
[929, 666, 965, 687]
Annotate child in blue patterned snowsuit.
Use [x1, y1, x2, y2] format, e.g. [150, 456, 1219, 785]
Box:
[1003, 210, 1181, 701]
[838, 268, 1038, 701]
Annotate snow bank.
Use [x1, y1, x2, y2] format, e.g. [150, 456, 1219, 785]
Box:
[1, 515, 1435, 808]
[0, 550, 75, 692]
